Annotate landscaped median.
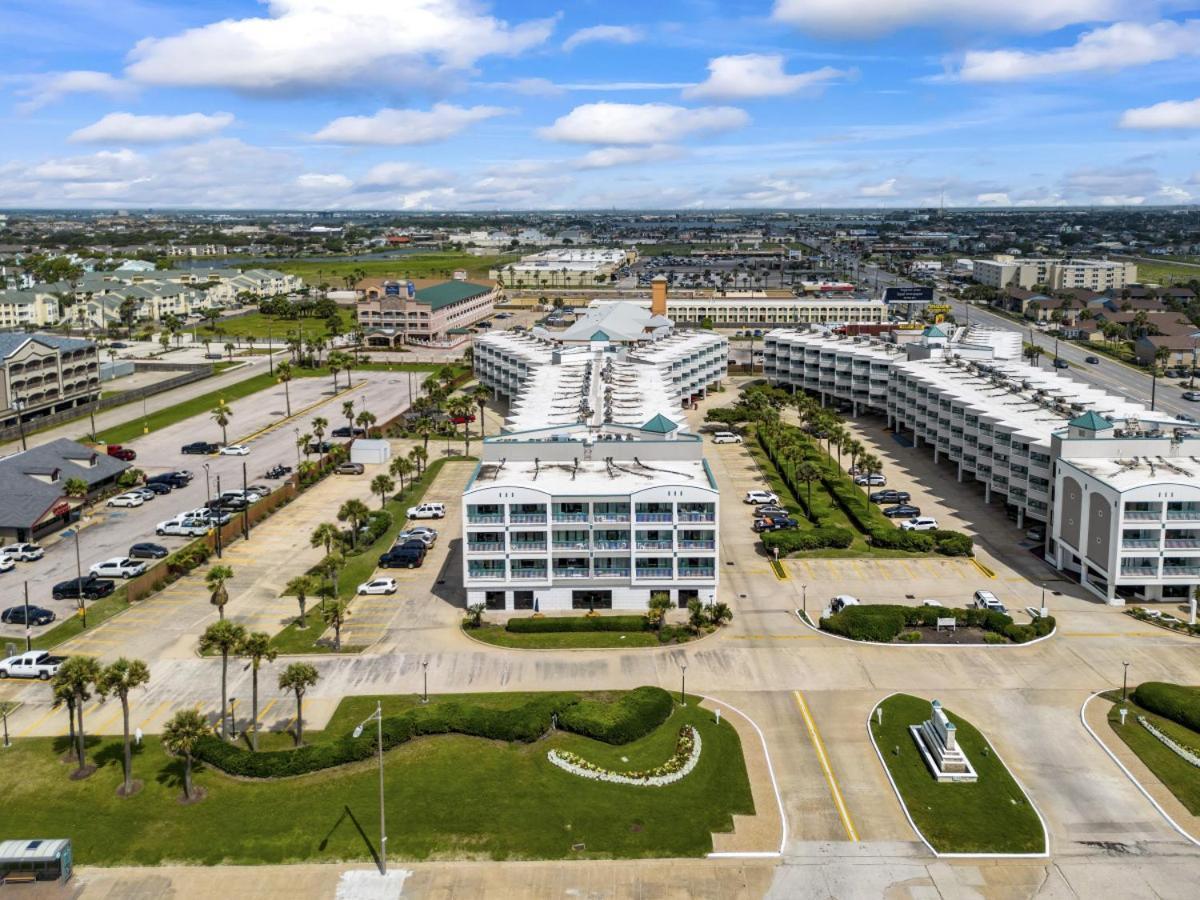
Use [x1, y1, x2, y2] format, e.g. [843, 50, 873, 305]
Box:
[0, 687, 755, 864]
[818, 604, 1056, 646]
[465, 606, 730, 650]
[1103, 683, 1200, 817]
[869, 693, 1048, 855]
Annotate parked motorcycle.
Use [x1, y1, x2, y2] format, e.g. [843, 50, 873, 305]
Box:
[265, 464, 293, 479]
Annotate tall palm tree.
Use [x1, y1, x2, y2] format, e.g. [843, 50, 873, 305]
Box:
[795, 461, 821, 521]
[310, 522, 341, 556]
[327, 353, 342, 392]
[322, 599, 349, 652]
[284, 575, 313, 626]
[858, 454, 883, 506]
[297, 432, 312, 460]
[162, 708, 209, 801]
[205, 564, 234, 619]
[311, 416, 328, 447]
[198, 620, 247, 741]
[370, 474, 395, 508]
[472, 385, 491, 441]
[392, 456, 414, 491]
[446, 395, 474, 454]
[211, 403, 233, 446]
[278, 662, 320, 747]
[355, 410, 377, 438]
[337, 499, 371, 548]
[238, 632, 277, 751]
[51, 679, 76, 748]
[412, 416, 435, 456]
[409, 445, 427, 477]
[97, 657, 151, 795]
[341, 399, 356, 434]
[53, 656, 100, 775]
[276, 361, 293, 417]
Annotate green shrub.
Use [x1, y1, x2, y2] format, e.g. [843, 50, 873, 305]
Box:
[1132, 682, 1200, 733]
[932, 531, 974, 557]
[821, 605, 907, 642]
[506, 615, 649, 634]
[868, 528, 935, 552]
[898, 631, 922, 643]
[761, 526, 854, 554]
[983, 631, 1007, 644]
[557, 686, 674, 744]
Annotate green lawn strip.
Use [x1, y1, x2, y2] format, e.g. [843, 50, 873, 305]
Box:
[30, 585, 134, 651]
[467, 625, 665, 649]
[870, 693, 1045, 854]
[276, 252, 517, 282]
[196, 310, 354, 342]
[1104, 693, 1200, 815]
[0, 694, 752, 864]
[269, 457, 473, 654]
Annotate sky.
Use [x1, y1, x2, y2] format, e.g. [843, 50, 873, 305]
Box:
[2, 0, 1200, 210]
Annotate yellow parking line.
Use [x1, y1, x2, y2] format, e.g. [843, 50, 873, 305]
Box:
[135, 699, 171, 730]
[15, 703, 64, 738]
[793, 690, 859, 842]
[256, 698, 278, 724]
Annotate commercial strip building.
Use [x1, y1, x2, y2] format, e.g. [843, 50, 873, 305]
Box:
[491, 248, 634, 287]
[972, 256, 1137, 291]
[0, 333, 100, 435]
[356, 280, 500, 348]
[464, 302, 725, 612]
[764, 324, 1200, 605]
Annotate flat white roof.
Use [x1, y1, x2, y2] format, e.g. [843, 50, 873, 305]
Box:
[1062, 453, 1200, 491]
[470, 458, 714, 495]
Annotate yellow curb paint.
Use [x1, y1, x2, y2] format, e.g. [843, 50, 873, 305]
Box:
[794, 690, 859, 842]
[971, 558, 996, 579]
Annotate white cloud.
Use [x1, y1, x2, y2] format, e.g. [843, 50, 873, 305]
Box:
[1120, 97, 1200, 130]
[575, 145, 684, 169]
[17, 70, 132, 112]
[69, 112, 234, 144]
[296, 173, 353, 191]
[539, 102, 748, 145]
[772, 0, 1146, 37]
[124, 0, 555, 91]
[357, 162, 453, 190]
[312, 104, 508, 145]
[976, 192, 1012, 205]
[684, 55, 847, 100]
[28, 149, 145, 183]
[859, 178, 898, 197]
[958, 19, 1200, 81]
[562, 24, 643, 52]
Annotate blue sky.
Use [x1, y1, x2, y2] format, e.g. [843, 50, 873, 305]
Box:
[2, 0, 1199, 209]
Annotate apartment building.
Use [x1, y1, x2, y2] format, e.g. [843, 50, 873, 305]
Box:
[665, 296, 887, 327]
[0, 333, 100, 433]
[492, 248, 633, 287]
[973, 256, 1137, 291]
[358, 280, 499, 347]
[464, 303, 724, 612]
[0, 290, 61, 329]
[764, 325, 1195, 604]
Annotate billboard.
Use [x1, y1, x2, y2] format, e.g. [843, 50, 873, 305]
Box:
[883, 286, 934, 304]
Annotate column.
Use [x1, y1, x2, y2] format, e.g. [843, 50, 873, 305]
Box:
[956, 462, 963, 483]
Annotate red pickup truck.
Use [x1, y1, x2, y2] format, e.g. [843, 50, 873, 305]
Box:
[107, 444, 137, 461]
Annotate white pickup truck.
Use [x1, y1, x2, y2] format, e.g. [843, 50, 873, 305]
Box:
[0, 650, 67, 680]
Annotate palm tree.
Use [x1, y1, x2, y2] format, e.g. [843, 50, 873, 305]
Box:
[198, 620, 246, 741]
[310, 522, 341, 556]
[412, 416, 435, 456]
[795, 461, 821, 521]
[162, 708, 209, 801]
[409, 445, 427, 477]
[844, 438, 864, 473]
[322, 599, 349, 652]
[53, 655, 100, 775]
[311, 416, 328, 447]
[327, 353, 343, 392]
[211, 403, 233, 446]
[446, 395, 474, 454]
[647, 592, 672, 636]
[285, 575, 313, 626]
[341, 399, 356, 434]
[472, 385, 491, 441]
[337, 499, 371, 548]
[391, 456, 414, 492]
[63, 476, 89, 508]
[297, 432, 312, 459]
[858, 454, 882, 505]
[276, 361, 293, 417]
[51, 679, 76, 748]
[205, 564, 234, 619]
[278, 662, 320, 747]
[709, 601, 733, 626]
[97, 657, 150, 795]
[238, 632, 277, 752]
[370, 474, 395, 508]
[355, 409, 377, 438]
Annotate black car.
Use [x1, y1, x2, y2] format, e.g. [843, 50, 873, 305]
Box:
[1085, 356, 1100, 364]
[379, 547, 425, 569]
[109, 341, 129, 349]
[1, 605, 56, 626]
[52, 575, 116, 601]
[181, 441, 218, 455]
[148, 472, 190, 488]
[1052, 359, 1069, 369]
[142, 481, 172, 495]
[883, 504, 922, 518]
[870, 490, 911, 504]
[306, 440, 334, 454]
[129, 542, 169, 559]
[331, 426, 367, 438]
[752, 516, 798, 533]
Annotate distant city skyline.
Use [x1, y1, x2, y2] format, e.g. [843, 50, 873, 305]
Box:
[3, 0, 1200, 209]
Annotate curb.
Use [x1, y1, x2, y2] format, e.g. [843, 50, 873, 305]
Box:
[458, 623, 725, 654]
[866, 692, 1051, 859]
[1078, 691, 1200, 848]
[793, 609, 1057, 649]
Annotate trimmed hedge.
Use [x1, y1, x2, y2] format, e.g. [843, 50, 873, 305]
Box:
[1133, 682, 1200, 733]
[761, 526, 854, 553]
[193, 687, 676, 778]
[506, 615, 650, 634]
[821, 605, 908, 642]
[820, 603, 1054, 644]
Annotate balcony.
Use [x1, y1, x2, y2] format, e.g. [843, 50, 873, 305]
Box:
[635, 567, 673, 578]
[552, 540, 589, 550]
[593, 567, 630, 578]
[1120, 564, 1157, 576]
[1165, 565, 1200, 576]
[1123, 510, 1161, 521]
[1164, 539, 1200, 549]
[510, 541, 547, 551]
[553, 568, 591, 579]
[636, 512, 673, 523]
[509, 513, 546, 524]
[635, 540, 673, 550]
[1167, 508, 1200, 521]
[593, 540, 630, 551]
[678, 540, 716, 550]
[1121, 539, 1159, 549]
[677, 511, 715, 523]
[678, 567, 715, 578]
[552, 513, 589, 523]
[592, 512, 630, 523]
[467, 567, 506, 580]
[466, 541, 504, 553]
[468, 513, 504, 525]
[511, 568, 547, 579]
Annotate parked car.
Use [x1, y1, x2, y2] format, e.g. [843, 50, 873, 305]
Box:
[306, 441, 333, 455]
[753, 516, 798, 532]
[90, 557, 148, 579]
[148, 472, 187, 488]
[156, 517, 211, 537]
[870, 490, 910, 504]
[52, 575, 115, 601]
[921, 600, 944, 608]
[853, 474, 886, 486]
[1177, 414, 1198, 424]
[1185, 391, 1200, 402]
[221, 489, 263, 504]
[331, 426, 367, 438]
[336, 462, 365, 475]
[1085, 356, 1100, 364]
[1, 604, 56, 626]
[1052, 358, 1069, 369]
[186, 508, 231, 526]
[128, 487, 157, 501]
[900, 516, 939, 532]
[106, 444, 136, 461]
[0, 556, 13, 573]
[219, 444, 250, 456]
[744, 490, 779, 505]
[0, 650, 66, 679]
[396, 529, 436, 548]
[142, 481, 172, 495]
[214, 495, 247, 511]
[754, 504, 789, 518]
[407, 502, 446, 519]
[378, 546, 425, 569]
[357, 577, 398, 595]
[128, 542, 169, 559]
[449, 412, 476, 425]
[181, 441, 218, 455]
[883, 504, 922, 518]
[972, 589, 1008, 614]
[0, 542, 43, 562]
[711, 431, 742, 444]
[107, 492, 145, 508]
[246, 484, 272, 497]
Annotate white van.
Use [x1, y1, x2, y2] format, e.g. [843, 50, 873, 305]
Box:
[407, 502, 446, 520]
[712, 432, 743, 444]
[972, 590, 1008, 614]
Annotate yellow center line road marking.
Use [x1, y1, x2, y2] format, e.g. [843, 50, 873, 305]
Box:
[793, 690, 859, 842]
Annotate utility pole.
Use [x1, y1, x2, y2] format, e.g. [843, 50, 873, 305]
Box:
[215, 474, 223, 558]
[242, 461, 250, 540]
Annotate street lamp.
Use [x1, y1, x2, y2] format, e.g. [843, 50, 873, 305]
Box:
[352, 701, 388, 875]
[422, 659, 429, 704]
[1121, 661, 1131, 702]
[293, 427, 302, 469]
[802, 584, 808, 621]
[679, 659, 688, 707]
[1, 702, 10, 748]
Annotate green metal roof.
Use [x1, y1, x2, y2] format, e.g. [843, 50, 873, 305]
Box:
[922, 325, 948, 338]
[1068, 411, 1113, 431]
[589, 329, 611, 341]
[414, 281, 492, 311]
[641, 413, 678, 434]
[446, 327, 473, 334]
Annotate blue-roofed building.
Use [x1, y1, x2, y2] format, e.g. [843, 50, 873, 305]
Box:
[0, 333, 100, 437]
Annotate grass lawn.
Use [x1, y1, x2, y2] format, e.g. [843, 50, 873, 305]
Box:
[1129, 259, 1200, 287]
[466, 625, 668, 649]
[870, 693, 1046, 854]
[1104, 691, 1200, 815]
[277, 253, 517, 282]
[0, 691, 753, 864]
[196, 310, 354, 343]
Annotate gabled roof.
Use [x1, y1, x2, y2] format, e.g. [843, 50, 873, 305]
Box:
[589, 329, 611, 341]
[922, 325, 948, 338]
[641, 413, 678, 434]
[1069, 411, 1112, 432]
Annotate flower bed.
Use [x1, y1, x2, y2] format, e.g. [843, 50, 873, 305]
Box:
[1138, 715, 1200, 768]
[1126, 607, 1200, 637]
[547, 725, 701, 787]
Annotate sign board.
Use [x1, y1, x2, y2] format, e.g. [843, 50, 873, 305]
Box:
[883, 286, 934, 304]
[928, 303, 951, 314]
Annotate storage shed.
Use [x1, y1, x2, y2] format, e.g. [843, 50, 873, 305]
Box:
[349, 439, 391, 466]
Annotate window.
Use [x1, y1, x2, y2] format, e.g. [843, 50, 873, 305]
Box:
[485, 590, 506, 610]
[678, 588, 698, 609]
[572, 589, 612, 610]
[513, 590, 534, 610]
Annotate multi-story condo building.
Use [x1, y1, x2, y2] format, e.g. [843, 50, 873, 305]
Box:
[0, 289, 61, 329]
[358, 280, 499, 347]
[765, 324, 1197, 605]
[464, 302, 725, 612]
[973, 256, 1137, 291]
[0, 333, 100, 433]
[593, 296, 887, 327]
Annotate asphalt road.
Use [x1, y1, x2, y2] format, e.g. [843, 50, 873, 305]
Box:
[0, 370, 419, 639]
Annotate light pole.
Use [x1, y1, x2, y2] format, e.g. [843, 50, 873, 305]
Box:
[1, 702, 10, 749]
[422, 659, 429, 704]
[679, 659, 688, 707]
[71, 525, 86, 628]
[352, 701, 387, 875]
[802, 584, 808, 621]
[13, 397, 27, 452]
[228, 697, 237, 741]
[1121, 661, 1130, 702]
[293, 427, 302, 469]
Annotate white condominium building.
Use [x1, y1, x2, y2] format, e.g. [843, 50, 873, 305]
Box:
[592, 296, 887, 327]
[493, 248, 634, 287]
[973, 257, 1137, 291]
[765, 325, 1196, 605]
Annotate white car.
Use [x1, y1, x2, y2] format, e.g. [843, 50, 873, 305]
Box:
[900, 517, 939, 532]
[107, 492, 145, 508]
[90, 557, 148, 579]
[156, 517, 211, 537]
[357, 577, 398, 595]
[0, 556, 13, 573]
[744, 490, 778, 505]
[396, 529, 437, 547]
[853, 474, 887, 486]
[219, 444, 250, 456]
[407, 502, 446, 519]
[221, 489, 263, 504]
[712, 432, 743, 444]
[1, 542, 42, 562]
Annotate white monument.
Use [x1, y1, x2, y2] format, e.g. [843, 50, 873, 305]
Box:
[909, 699, 978, 783]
